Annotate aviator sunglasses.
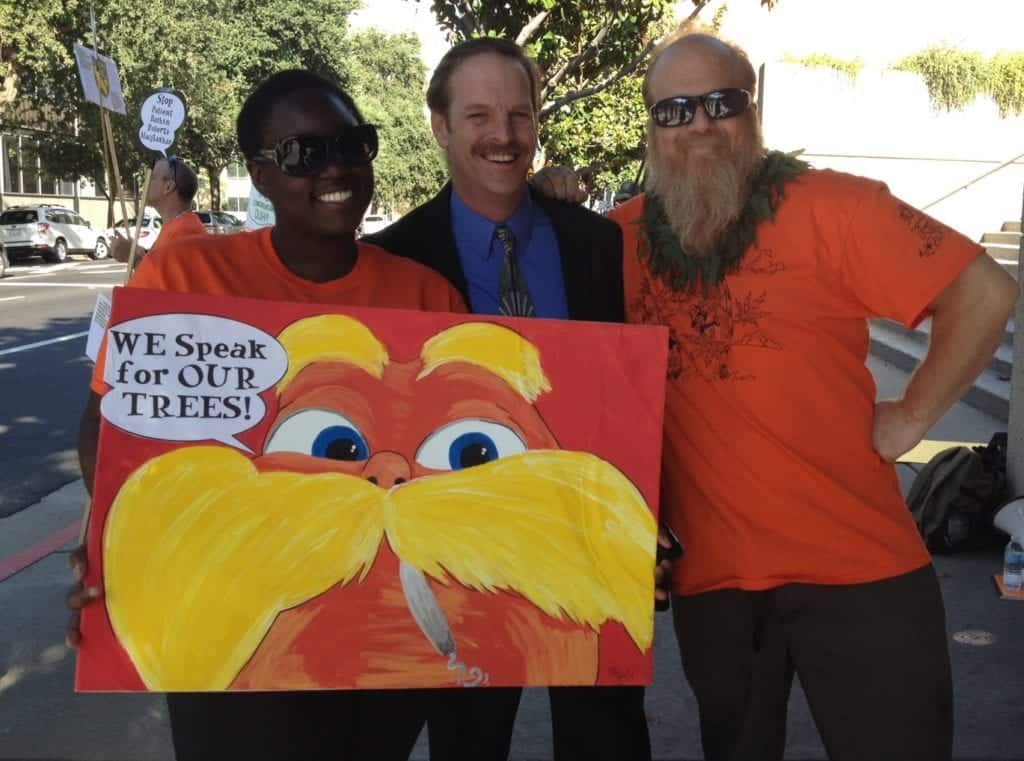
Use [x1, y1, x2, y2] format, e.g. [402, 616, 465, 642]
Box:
[252, 124, 379, 176]
[649, 88, 752, 128]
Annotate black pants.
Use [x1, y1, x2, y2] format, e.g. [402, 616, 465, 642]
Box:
[167, 689, 425, 760]
[426, 685, 652, 761]
[672, 564, 953, 761]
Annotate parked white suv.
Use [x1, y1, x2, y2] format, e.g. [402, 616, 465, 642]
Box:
[0, 205, 109, 262]
[104, 211, 163, 252]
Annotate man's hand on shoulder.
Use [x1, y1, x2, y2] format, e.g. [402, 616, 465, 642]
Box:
[530, 165, 588, 205]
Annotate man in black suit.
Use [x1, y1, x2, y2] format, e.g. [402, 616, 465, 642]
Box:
[366, 37, 655, 761]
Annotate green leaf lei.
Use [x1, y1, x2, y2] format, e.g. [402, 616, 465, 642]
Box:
[639, 151, 809, 293]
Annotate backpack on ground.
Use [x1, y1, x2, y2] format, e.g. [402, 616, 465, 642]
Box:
[905, 433, 1007, 554]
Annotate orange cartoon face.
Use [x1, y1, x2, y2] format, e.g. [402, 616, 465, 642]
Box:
[102, 319, 657, 692]
[258, 342, 559, 485]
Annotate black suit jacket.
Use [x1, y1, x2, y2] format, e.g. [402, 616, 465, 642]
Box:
[364, 183, 624, 323]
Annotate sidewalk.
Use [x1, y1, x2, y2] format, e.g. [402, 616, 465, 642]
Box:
[1, 357, 1022, 760]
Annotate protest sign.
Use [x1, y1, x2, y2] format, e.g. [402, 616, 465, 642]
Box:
[245, 187, 275, 229]
[73, 38, 130, 246]
[73, 43, 126, 115]
[138, 90, 186, 156]
[84, 293, 112, 362]
[77, 287, 668, 692]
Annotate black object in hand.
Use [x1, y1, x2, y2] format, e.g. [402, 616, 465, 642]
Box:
[656, 525, 683, 562]
[655, 525, 683, 612]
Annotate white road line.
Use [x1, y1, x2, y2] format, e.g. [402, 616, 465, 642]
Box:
[0, 331, 89, 357]
[0, 295, 25, 302]
[0, 282, 112, 288]
[4, 263, 125, 280]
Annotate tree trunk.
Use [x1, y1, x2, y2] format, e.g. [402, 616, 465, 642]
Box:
[206, 166, 221, 210]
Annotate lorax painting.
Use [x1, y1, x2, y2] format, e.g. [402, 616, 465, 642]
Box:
[76, 288, 668, 692]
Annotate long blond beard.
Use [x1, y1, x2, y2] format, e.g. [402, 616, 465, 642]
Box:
[103, 446, 657, 690]
[645, 117, 765, 254]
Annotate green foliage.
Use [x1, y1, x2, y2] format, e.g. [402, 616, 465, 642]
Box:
[895, 45, 1024, 117]
[347, 30, 446, 212]
[783, 53, 862, 81]
[541, 74, 646, 199]
[711, 3, 729, 33]
[0, 0, 451, 212]
[989, 52, 1024, 118]
[895, 45, 990, 112]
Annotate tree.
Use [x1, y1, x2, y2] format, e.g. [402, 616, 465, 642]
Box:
[347, 30, 446, 213]
[0, 0, 361, 212]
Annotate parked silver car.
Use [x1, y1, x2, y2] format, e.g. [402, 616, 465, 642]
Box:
[196, 210, 245, 235]
[0, 204, 109, 262]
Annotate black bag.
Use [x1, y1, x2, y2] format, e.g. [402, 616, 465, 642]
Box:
[905, 433, 1007, 554]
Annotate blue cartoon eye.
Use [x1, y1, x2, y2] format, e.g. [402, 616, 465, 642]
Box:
[264, 409, 370, 461]
[415, 419, 526, 471]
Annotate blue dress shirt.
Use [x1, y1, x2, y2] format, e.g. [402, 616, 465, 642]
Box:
[450, 190, 569, 319]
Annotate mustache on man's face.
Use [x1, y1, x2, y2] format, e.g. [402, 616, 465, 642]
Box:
[104, 446, 657, 691]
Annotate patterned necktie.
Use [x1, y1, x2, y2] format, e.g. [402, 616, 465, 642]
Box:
[496, 225, 536, 318]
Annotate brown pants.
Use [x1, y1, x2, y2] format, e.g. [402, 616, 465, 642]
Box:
[673, 564, 953, 761]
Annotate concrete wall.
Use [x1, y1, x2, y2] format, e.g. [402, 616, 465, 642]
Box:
[761, 63, 1024, 240]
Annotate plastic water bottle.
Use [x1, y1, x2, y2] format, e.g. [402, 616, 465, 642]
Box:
[1004, 536, 1024, 593]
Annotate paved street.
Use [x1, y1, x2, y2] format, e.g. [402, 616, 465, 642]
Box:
[0, 265, 1022, 760]
[0, 258, 126, 517]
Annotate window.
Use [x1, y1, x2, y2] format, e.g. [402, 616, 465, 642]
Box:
[225, 196, 248, 212]
[79, 178, 100, 198]
[20, 142, 40, 194]
[0, 209, 38, 224]
[40, 156, 62, 196]
[3, 136, 21, 194]
[226, 161, 248, 179]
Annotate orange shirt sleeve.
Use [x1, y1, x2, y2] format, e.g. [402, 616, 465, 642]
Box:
[833, 178, 983, 327]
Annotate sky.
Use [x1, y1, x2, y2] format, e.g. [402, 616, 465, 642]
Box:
[349, 0, 1024, 76]
[722, 0, 1024, 68]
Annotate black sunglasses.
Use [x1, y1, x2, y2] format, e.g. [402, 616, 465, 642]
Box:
[649, 89, 752, 128]
[163, 155, 179, 186]
[252, 125, 379, 176]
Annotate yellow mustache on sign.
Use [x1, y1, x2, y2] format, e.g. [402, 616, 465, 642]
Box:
[103, 445, 657, 690]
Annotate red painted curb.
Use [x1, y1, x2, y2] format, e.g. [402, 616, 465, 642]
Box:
[0, 520, 82, 583]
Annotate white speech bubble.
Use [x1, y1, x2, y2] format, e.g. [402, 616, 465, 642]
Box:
[100, 314, 288, 453]
[138, 91, 186, 155]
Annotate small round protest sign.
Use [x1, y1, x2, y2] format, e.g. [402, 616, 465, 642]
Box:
[138, 89, 187, 155]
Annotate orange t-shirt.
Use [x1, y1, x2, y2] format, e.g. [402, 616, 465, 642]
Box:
[92, 227, 466, 393]
[607, 169, 983, 595]
[150, 211, 207, 252]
